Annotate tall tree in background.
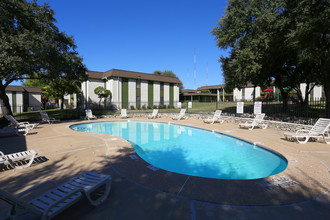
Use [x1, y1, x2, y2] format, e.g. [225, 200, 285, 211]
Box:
[212, 0, 330, 116]
[153, 70, 183, 89]
[0, 0, 87, 114]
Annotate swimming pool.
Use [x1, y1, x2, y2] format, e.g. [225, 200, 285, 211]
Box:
[70, 121, 287, 180]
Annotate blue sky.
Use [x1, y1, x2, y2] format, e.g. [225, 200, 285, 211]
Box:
[13, 0, 228, 89]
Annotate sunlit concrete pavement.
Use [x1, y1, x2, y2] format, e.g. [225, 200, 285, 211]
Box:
[0, 116, 329, 220]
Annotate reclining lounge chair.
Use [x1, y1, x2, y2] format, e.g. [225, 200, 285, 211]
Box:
[40, 112, 60, 124]
[172, 109, 187, 120]
[0, 150, 37, 169]
[148, 109, 159, 119]
[284, 118, 330, 144]
[85, 109, 97, 120]
[203, 110, 224, 124]
[5, 115, 39, 136]
[120, 109, 129, 118]
[0, 171, 111, 220]
[239, 113, 268, 130]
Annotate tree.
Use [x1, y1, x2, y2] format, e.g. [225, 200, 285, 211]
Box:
[212, 0, 330, 116]
[153, 70, 177, 78]
[0, 0, 87, 115]
[285, 0, 330, 115]
[153, 70, 183, 89]
[94, 86, 111, 108]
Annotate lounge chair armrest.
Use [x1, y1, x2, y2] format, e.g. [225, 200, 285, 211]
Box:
[296, 129, 309, 133]
[17, 122, 30, 125]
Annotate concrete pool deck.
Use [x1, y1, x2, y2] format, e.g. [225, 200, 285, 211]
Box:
[0, 116, 329, 219]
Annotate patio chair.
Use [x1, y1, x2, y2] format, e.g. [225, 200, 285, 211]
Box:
[172, 109, 187, 120]
[40, 112, 60, 124]
[120, 109, 129, 118]
[284, 118, 330, 144]
[85, 109, 97, 120]
[0, 150, 37, 169]
[5, 115, 39, 136]
[148, 109, 159, 119]
[239, 113, 268, 130]
[203, 110, 224, 124]
[0, 171, 111, 220]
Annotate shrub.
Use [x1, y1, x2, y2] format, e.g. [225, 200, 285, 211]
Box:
[153, 105, 158, 109]
[158, 104, 166, 109]
[147, 105, 152, 109]
[130, 105, 135, 110]
[142, 105, 147, 110]
[136, 105, 140, 110]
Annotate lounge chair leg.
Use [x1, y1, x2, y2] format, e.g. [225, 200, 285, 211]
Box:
[297, 137, 309, 144]
[14, 153, 36, 169]
[84, 178, 111, 206]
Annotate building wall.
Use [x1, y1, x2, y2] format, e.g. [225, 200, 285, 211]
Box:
[313, 85, 323, 100]
[164, 83, 170, 105]
[81, 76, 181, 109]
[110, 78, 122, 109]
[106, 78, 115, 107]
[300, 83, 323, 101]
[7, 91, 24, 113]
[244, 87, 253, 100]
[29, 93, 41, 110]
[174, 84, 179, 107]
[233, 88, 242, 101]
[87, 79, 104, 107]
[153, 82, 160, 106]
[128, 79, 136, 107]
[255, 87, 261, 99]
[140, 80, 148, 107]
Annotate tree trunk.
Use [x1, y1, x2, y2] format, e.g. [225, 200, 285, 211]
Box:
[0, 86, 13, 116]
[295, 87, 304, 105]
[280, 88, 288, 112]
[61, 95, 64, 110]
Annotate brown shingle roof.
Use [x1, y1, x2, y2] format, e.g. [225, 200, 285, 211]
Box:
[6, 86, 42, 93]
[182, 93, 217, 97]
[87, 69, 182, 84]
[24, 87, 42, 93]
[181, 89, 197, 93]
[6, 86, 24, 92]
[197, 84, 225, 90]
[86, 71, 105, 79]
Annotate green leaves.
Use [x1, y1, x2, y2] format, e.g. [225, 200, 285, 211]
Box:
[0, 0, 87, 86]
[0, 0, 87, 113]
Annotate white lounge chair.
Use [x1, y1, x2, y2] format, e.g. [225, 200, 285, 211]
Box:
[284, 118, 330, 144]
[203, 110, 224, 124]
[148, 109, 159, 119]
[120, 109, 129, 118]
[40, 112, 60, 124]
[172, 109, 187, 120]
[239, 113, 268, 130]
[5, 115, 39, 136]
[0, 171, 111, 220]
[0, 150, 37, 169]
[85, 109, 97, 120]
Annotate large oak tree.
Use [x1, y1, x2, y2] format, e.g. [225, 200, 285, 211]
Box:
[212, 0, 330, 116]
[0, 0, 87, 115]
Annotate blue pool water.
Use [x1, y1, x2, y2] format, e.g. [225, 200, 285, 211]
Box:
[70, 121, 287, 180]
